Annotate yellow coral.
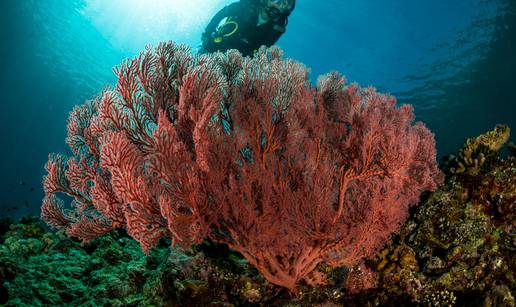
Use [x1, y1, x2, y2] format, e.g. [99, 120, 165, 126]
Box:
[450, 124, 510, 176]
[373, 244, 418, 274]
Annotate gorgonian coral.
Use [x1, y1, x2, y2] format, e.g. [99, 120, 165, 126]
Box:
[42, 42, 443, 290]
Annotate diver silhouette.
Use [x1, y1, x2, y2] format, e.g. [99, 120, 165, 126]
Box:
[200, 0, 296, 57]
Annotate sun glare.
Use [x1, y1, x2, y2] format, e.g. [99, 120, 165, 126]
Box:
[82, 0, 232, 53]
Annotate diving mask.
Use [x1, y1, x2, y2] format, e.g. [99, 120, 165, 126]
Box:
[263, 0, 294, 18]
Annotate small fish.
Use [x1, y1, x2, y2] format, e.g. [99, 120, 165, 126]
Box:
[24, 200, 29, 207]
[11, 206, 17, 210]
[19, 181, 27, 186]
[30, 187, 34, 192]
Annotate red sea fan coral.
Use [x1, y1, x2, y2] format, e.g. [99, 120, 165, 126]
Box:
[41, 42, 443, 290]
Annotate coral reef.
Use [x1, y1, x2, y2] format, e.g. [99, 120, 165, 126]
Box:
[366, 126, 515, 306]
[40, 42, 442, 290]
[1, 126, 514, 305]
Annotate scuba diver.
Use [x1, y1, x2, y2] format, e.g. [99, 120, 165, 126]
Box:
[200, 0, 296, 56]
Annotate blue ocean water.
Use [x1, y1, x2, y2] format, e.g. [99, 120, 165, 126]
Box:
[0, 0, 514, 218]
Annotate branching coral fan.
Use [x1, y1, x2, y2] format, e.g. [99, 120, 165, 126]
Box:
[41, 42, 443, 290]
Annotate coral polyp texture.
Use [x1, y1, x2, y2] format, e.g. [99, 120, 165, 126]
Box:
[41, 42, 443, 290]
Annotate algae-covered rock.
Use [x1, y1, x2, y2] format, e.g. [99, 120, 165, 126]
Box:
[475, 157, 516, 225]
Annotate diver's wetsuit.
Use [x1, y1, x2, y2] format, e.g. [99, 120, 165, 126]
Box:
[200, 0, 292, 56]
